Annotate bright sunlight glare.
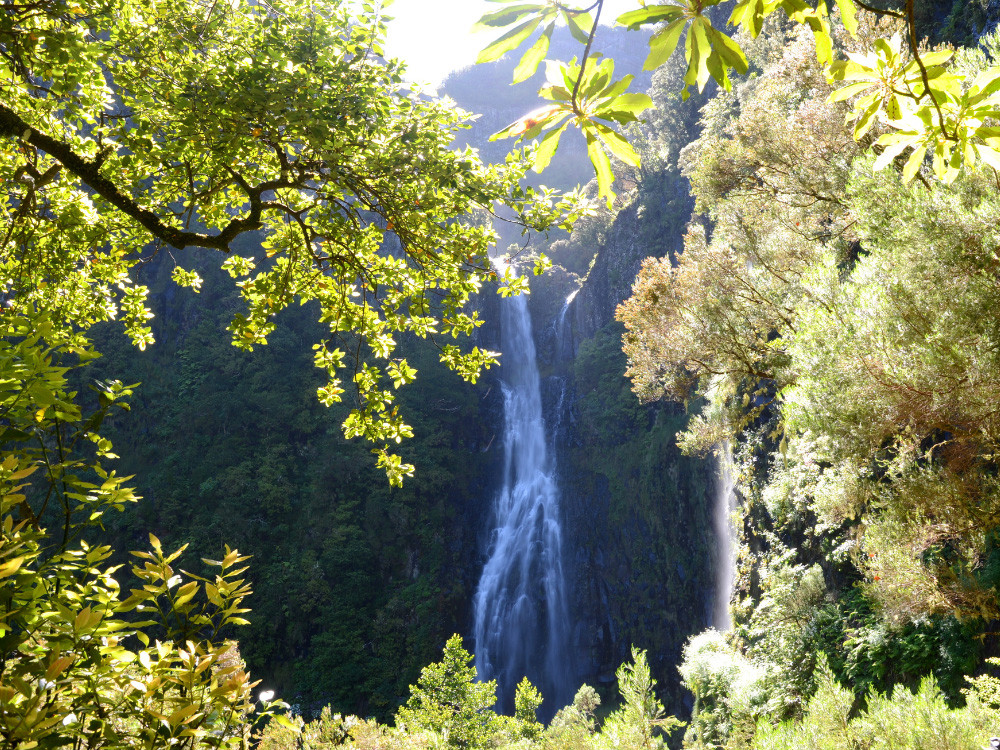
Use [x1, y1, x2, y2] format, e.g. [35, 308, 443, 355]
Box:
[383, 0, 639, 88]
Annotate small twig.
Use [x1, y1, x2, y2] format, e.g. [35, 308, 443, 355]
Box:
[905, 0, 950, 140]
[570, 0, 604, 117]
[852, 0, 905, 19]
[555, 0, 602, 14]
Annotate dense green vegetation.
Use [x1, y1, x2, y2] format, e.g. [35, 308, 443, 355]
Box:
[0, 0, 578, 745]
[5, 0, 1000, 748]
[614, 9, 1000, 750]
[87, 252, 496, 717]
[258, 638, 684, 750]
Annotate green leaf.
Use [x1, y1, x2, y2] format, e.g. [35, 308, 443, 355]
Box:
[970, 68, 1000, 98]
[901, 143, 927, 183]
[580, 57, 614, 99]
[532, 123, 567, 172]
[513, 26, 551, 83]
[272, 714, 301, 732]
[974, 143, 1000, 170]
[539, 83, 571, 101]
[885, 93, 903, 120]
[835, 0, 857, 35]
[593, 122, 641, 167]
[477, 17, 541, 64]
[599, 72, 637, 101]
[490, 105, 567, 141]
[689, 17, 712, 91]
[471, 4, 544, 31]
[919, 49, 954, 68]
[811, 18, 833, 65]
[558, 56, 580, 91]
[644, 18, 688, 71]
[617, 4, 685, 29]
[827, 58, 865, 82]
[853, 99, 880, 139]
[729, 0, 766, 37]
[873, 34, 899, 60]
[872, 139, 911, 172]
[829, 80, 875, 102]
[705, 47, 729, 91]
[584, 128, 615, 207]
[594, 92, 654, 121]
[173, 581, 199, 607]
[975, 126, 1000, 147]
[563, 9, 594, 43]
[923, 72, 962, 100]
[705, 23, 748, 75]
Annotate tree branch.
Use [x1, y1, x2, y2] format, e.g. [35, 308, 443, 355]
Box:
[554, 1, 602, 14]
[852, 0, 905, 19]
[904, 0, 950, 140]
[570, 0, 603, 116]
[0, 103, 275, 251]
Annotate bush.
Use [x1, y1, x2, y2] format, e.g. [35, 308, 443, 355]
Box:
[0, 310, 282, 748]
[752, 658, 998, 750]
[679, 630, 766, 749]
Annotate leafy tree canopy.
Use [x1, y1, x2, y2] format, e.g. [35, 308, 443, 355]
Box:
[616, 18, 1000, 623]
[0, 1, 593, 746]
[0, 0, 587, 483]
[476, 0, 1000, 201]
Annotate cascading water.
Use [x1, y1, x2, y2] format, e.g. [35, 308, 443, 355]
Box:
[472, 268, 573, 714]
[549, 289, 579, 451]
[712, 444, 737, 630]
[554, 290, 578, 364]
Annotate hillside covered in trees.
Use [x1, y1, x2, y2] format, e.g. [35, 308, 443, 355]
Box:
[5, 0, 1000, 749]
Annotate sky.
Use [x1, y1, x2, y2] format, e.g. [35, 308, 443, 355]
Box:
[383, 0, 638, 87]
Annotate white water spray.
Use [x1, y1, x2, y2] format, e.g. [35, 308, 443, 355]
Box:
[712, 444, 737, 630]
[472, 267, 573, 712]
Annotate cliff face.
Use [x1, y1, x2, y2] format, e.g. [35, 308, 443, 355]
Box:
[526, 199, 716, 714]
[570, 201, 644, 345]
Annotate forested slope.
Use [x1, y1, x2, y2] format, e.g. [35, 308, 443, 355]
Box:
[7, 0, 1000, 748]
[80, 25, 719, 719]
[612, 7, 1000, 747]
[87, 249, 500, 716]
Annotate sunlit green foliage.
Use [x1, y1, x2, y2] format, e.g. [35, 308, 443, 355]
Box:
[395, 635, 511, 750]
[0, 0, 594, 745]
[1, 0, 587, 484]
[85, 255, 497, 716]
[749, 658, 999, 750]
[620, 13, 1000, 621]
[256, 645, 681, 750]
[478, 0, 1000, 201]
[612, 12, 1000, 749]
[619, 23, 854, 432]
[0, 307, 283, 748]
[598, 648, 684, 750]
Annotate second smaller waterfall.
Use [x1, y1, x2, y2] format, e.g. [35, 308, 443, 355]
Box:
[712, 444, 737, 630]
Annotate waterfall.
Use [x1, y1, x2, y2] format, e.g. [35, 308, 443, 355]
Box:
[472, 270, 573, 714]
[549, 289, 579, 450]
[712, 444, 737, 630]
[554, 289, 578, 364]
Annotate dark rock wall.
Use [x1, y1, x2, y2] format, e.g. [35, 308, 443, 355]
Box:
[525, 201, 716, 715]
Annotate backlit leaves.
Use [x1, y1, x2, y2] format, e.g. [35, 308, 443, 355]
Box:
[2, 0, 588, 484]
[0, 309, 289, 748]
[829, 36, 1000, 183]
[476, 0, 1000, 188]
[474, 0, 596, 83]
[491, 56, 651, 204]
[618, 0, 748, 97]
